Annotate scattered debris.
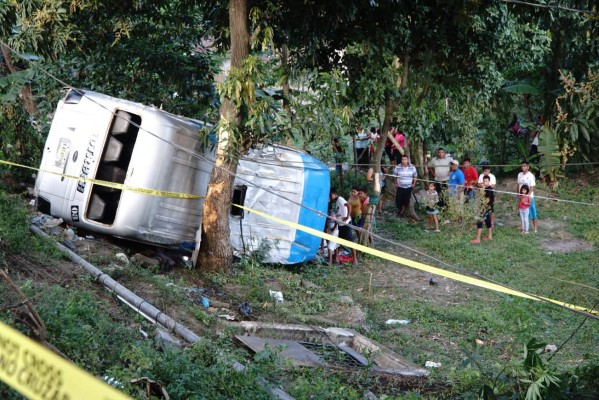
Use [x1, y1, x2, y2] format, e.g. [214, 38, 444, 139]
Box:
[269, 290, 284, 303]
[218, 314, 236, 321]
[130, 377, 170, 400]
[475, 339, 485, 346]
[63, 227, 75, 240]
[363, 390, 379, 400]
[429, 277, 438, 286]
[424, 361, 441, 368]
[545, 344, 558, 353]
[238, 322, 429, 378]
[131, 253, 161, 268]
[155, 327, 184, 350]
[338, 254, 354, 263]
[103, 376, 124, 389]
[156, 250, 176, 271]
[238, 302, 253, 317]
[385, 319, 410, 325]
[337, 342, 368, 366]
[32, 214, 63, 228]
[179, 255, 193, 269]
[201, 296, 210, 308]
[114, 252, 130, 266]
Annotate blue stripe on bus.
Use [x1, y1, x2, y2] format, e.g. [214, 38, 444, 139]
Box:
[287, 153, 329, 263]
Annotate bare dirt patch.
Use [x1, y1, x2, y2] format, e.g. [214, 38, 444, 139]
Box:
[536, 219, 594, 253]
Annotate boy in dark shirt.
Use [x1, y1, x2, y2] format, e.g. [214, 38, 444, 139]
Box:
[471, 175, 494, 243]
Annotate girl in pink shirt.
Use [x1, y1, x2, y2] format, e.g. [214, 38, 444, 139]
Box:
[518, 185, 531, 234]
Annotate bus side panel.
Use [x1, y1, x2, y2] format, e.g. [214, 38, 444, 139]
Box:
[287, 153, 329, 264]
[229, 148, 303, 263]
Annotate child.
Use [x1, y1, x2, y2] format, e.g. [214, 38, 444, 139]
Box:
[518, 184, 531, 234]
[425, 183, 440, 232]
[471, 176, 494, 243]
[325, 210, 340, 263]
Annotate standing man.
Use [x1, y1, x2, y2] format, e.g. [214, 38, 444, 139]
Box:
[393, 154, 417, 217]
[428, 147, 453, 208]
[448, 160, 465, 203]
[517, 161, 538, 233]
[330, 188, 359, 267]
[354, 125, 371, 170]
[461, 158, 479, 203]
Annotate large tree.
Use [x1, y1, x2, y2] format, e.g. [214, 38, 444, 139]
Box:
[197, 0, 251, 272]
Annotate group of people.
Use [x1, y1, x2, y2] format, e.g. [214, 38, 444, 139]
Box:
[425, 148, 539, 240]
[326, 188, 365, 267]
[323, 130, 541, 264]
[353, 126, 407, 169]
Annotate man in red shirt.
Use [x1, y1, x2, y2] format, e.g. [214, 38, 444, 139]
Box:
[461, 158, 479, 203]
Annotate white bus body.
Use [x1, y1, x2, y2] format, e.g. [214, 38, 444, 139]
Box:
[35, 89, 329, 264]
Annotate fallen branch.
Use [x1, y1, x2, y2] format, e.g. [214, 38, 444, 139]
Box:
[0, 266, 68, 359]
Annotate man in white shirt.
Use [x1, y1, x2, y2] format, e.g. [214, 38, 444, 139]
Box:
[330, 188, 358, 267]
[517, 161, 538, 233]
[393, 154, 417, 217]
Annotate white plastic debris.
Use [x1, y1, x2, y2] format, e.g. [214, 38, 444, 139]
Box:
[102, 376, 124, 389]
[29, 199, 36, 206]
[269, 290, 284, 303]
[63, 228, 75, 240]
[425, 361, 441, 368]
[45, 217, 64, 228]
[115, 253, 130, 266]
[544, 344, 558, 353]
[385, 319, 411, 325]
[217, 314, 236, 321]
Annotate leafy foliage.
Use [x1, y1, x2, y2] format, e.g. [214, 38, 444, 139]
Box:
[0, 102, 43, 178]
[555, 69, 599, 161]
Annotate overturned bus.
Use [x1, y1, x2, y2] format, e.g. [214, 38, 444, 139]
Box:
[34, 89, 329, 264]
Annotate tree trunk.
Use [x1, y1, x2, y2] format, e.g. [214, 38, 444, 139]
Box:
[280, 43, 293, 146]
[197, 0, 250, 273]
[359, 93, 396, 245]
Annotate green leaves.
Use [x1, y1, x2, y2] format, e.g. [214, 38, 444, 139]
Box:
[0, 69, 33, 103]
[555, 69, 599, 161]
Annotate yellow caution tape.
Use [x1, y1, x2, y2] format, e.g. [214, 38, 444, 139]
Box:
[0, 321, 132, 400]
[0, 159, 203, 199]
[238, 205, 599, 318]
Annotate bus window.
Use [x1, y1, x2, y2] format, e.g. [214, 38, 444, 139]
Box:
[86, 110, 141, 224]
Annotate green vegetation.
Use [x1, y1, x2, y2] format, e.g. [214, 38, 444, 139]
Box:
[1, 0, 598, 398]
[4, 176, 598, 398]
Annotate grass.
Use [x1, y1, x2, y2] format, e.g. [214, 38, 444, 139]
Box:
[0, 174, 598, 399]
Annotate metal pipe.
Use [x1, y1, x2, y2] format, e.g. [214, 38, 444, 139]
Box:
[30, 225, 201, 344]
